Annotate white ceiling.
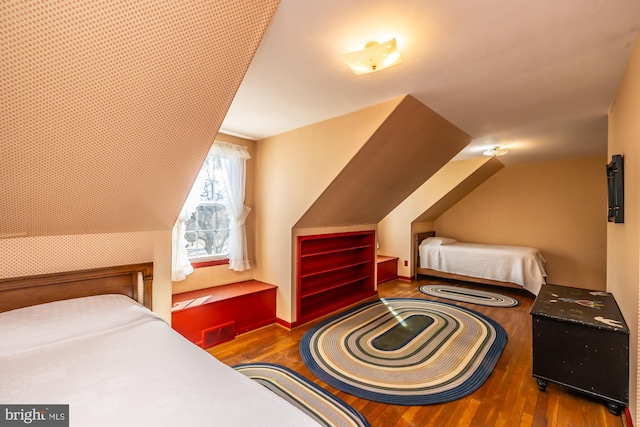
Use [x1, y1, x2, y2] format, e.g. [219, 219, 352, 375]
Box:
[220, 0, 640, 165]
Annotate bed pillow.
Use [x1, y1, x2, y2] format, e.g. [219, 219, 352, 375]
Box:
[421, 237, 457, 246]
[0, 294, 161, 357]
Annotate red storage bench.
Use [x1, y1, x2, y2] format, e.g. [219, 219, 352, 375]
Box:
[171, 280, 276, 349]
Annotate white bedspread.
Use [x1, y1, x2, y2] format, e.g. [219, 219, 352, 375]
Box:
[419, 240, 547, 295]
[0, 295, 320, 427]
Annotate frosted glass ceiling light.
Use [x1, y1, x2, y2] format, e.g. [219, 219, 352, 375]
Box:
[341, 38, 403, 75]
[483, 146, 509, 157]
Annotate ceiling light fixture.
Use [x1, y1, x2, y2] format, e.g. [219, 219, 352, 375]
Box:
[483, 146, 509, 157]
[341, 37, 403, 75]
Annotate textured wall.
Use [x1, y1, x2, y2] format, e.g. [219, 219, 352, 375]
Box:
[0, 1, 279, 320]
[0, 231, 172, 321]
[1, 0, 279, 238]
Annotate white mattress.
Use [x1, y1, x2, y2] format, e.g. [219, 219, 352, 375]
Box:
[0, 295, 320, 427]
[419, 239, 547, 295]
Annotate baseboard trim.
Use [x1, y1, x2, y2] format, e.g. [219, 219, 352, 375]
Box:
[276, 317, 297, 330]
[624, 407, 633, 427]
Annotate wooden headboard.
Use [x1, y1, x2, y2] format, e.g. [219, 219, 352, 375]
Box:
[415, 231, 436, 247]
[0, 263, 153, 313]
[414, 231, 436, 277]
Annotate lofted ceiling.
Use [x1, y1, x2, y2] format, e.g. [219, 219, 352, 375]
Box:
[221, 0, 640, 166]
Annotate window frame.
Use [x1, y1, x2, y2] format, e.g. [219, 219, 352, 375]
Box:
[184, 154, 231, 263]
[191, 258, 229, 269]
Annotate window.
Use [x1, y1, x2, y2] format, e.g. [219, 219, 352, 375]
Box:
[172, 141, 251, 281]
[184, 155, 230, 261]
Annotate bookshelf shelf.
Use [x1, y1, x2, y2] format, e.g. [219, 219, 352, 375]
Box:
[296, 230, 377, 324]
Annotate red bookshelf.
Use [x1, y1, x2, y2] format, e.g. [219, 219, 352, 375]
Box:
[297, 230, 377, 324]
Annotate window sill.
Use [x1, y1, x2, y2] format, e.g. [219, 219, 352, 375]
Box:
[191, 259, 229, 269]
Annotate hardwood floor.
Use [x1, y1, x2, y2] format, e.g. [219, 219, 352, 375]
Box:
[208, 278, 624, 427]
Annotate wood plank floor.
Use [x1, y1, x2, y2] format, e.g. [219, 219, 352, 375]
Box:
[208, 277, 624, 427]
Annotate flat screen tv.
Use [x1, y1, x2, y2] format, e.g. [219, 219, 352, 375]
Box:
[606, 154, 624, 223]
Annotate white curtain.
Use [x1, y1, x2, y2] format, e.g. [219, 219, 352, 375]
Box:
[171, 161, 209, 281]
[212, 142, 251, 271]
[171, 219, 193, 281]
[171, 141, 251, 281]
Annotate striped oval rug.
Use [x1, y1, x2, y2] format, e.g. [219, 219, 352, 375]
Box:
[300, 298, 507, 405]
[234, 363, 370, 427]
[419, 285, 519, 307]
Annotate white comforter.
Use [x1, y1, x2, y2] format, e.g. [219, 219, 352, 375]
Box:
[0, 295, 320, 427]
[419, 240, 547, 295]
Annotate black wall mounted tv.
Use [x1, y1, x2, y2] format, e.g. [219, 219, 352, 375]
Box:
[607, 154, 624, 223]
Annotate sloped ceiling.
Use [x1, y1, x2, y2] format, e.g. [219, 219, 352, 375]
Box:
[221, 1, 640, 166]
[414, 157, 505, 223]
[294, 95, 471, 228]
[0, 1, 279, 238]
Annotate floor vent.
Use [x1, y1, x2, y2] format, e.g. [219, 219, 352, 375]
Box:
[202, 321, 236, 349]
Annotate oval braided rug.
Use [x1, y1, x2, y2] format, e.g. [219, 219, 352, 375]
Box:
[234, 363, 370, 427]
[300, 298, 507, 405]
[419, 285, 519, 307]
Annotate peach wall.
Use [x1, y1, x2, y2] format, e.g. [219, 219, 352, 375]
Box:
[434, 156, 607, 291]
[378, 158, 494, 278]
[607, 33, 640, 424]
[254, 98, 403, 322]
[294, 95, 471, 229]
[171, 133, 257, 295]
[0, 231, 172, 322]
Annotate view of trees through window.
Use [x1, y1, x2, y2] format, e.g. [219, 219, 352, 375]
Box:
[184, 155, 230, 260]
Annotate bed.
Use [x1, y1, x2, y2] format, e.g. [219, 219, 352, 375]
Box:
[414, 232, 547, 295]
[0, 263, 321, 427]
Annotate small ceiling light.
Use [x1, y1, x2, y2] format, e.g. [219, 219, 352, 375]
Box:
[483, 146, 509, 157]
[341, 37, 403, 75]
